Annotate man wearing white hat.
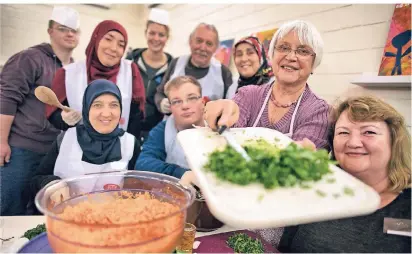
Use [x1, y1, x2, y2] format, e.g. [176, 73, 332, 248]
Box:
[127, 8, 173, 143]
[155, 22, 234, 116]
[0, 6, 80, 215]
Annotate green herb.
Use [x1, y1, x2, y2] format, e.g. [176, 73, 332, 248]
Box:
[205, 140, 333, 190]
[227, 233, 264, 253]
[257, 194, 264, 202]
[343, 186, 355, 196]
[333, 193, 341, 199]
[315, 189, 327, 197]
[300, 183, 312, 189]
[326, 178, 336, 183]
[22, 223, 46, 240]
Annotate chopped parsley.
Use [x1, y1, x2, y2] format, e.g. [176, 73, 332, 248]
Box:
[326, 178, 336, 183]
[22, 223, 46, 240]
[343, 186, 355, 196]
[227, 233, 264, 253]
[315, 189, 327, 197]
[205, 140, 333, 189]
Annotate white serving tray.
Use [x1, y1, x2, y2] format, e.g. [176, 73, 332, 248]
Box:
[177, 127, 380, 229]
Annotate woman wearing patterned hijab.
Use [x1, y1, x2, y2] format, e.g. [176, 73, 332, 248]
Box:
[227, 36, 274, 98]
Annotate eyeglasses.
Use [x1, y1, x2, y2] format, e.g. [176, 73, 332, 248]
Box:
[54, 26, 79, 35]
[170, 96, 202, 107]
[275, 45, 315, 58]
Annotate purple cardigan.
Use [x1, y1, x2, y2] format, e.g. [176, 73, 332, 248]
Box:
[233, 83, 330, 149]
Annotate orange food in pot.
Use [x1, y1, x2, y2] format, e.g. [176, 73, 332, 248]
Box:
[46, 191, 185, 253]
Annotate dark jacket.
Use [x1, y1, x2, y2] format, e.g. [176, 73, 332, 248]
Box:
[126, 48, 173, 132]
[0, 43, 66, 154]
[279, 188, 411, 253]
[135, 121, 188, 179]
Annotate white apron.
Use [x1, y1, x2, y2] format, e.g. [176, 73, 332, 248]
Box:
[170, 55, 224, 101]
[252, 84, 304, 138]
[164, 116, 190, 169]
[64, 59, 133, 130]
[54, 128, 135, 193]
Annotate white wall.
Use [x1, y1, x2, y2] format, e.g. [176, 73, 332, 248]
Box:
[0, 4, 147, 64]
[160, 4, 411, 129]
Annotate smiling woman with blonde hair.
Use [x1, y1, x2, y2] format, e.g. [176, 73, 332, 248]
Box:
[278, 95, 411, 253]
[127, 8, 174, 143]
[328, 96, 411, 193]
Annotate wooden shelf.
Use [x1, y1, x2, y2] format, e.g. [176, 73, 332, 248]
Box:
[351, 73, 411, 88]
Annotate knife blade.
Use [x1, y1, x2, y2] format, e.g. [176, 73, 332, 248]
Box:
[218, 125, 251, 162]
[383, 218, 411, 237]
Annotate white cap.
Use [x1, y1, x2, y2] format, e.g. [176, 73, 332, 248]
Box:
[50, 6, 80, 30]
[148, 8, 169, 26]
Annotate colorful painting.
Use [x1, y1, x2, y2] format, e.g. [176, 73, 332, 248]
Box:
[378, 4, 411, 76]
[214, 39, 235, 67]
[252, 28, 278, 54]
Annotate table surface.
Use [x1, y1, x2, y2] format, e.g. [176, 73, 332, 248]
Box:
[0, 216, 241, 252]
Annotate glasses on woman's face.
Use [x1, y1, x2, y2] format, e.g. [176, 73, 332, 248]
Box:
[170, 95, 202, 107]
[55, 26, 79, 35]
[275, 44, 315, 58]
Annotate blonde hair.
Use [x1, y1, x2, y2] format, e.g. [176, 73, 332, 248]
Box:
[328, 96, 411, 192]
[164, 76, 202, 97]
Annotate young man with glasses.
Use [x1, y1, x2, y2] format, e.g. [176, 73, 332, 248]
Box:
[135, 76, 205, 181]
[0, 6, 80, 215]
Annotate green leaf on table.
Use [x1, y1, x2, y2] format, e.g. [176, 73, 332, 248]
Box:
[22, 223, 46, 240]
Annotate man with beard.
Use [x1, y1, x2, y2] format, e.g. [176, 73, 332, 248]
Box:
[155, 23, 234, 116]
[0, 6, 80, 215]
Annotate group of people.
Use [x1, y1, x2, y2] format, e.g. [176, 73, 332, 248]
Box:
[0, 5, 410, 253]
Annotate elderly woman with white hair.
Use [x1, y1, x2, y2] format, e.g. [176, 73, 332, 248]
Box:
[204, 20, 329, 149]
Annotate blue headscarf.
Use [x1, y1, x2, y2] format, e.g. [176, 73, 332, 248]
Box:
[76, 79, 125, 164]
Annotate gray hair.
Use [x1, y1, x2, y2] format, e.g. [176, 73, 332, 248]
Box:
[189, 22, 220, 47]
[268, 20, 324, 69]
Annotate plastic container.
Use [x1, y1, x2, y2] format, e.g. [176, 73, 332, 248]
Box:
[35, 171, 195, 253]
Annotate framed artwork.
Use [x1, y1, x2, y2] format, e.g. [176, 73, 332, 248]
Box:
[252, 28, 278, 54]
[214, 39, 235, 67]
[378, 3, 411, 76]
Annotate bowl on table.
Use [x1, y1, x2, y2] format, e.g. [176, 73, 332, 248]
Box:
[35, 171, 195, 253]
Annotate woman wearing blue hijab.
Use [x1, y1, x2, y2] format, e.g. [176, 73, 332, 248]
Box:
[28, 79, 139, 208]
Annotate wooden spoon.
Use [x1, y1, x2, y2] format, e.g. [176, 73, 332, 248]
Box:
[34, 86, 71, 112]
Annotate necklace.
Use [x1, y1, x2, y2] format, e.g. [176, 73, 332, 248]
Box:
[270, 92, 298, 108]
